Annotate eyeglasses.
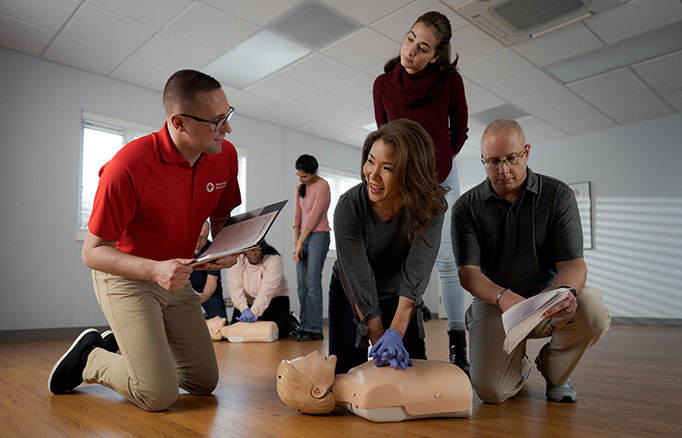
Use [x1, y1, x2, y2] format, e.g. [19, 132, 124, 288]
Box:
[481, 145, 529, 169]
[180, 106, 235, 132]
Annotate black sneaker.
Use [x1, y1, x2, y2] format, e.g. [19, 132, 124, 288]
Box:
[294, 329, 323, 341]
[101, 329, 119, 353]
[48, 328, 103, 394]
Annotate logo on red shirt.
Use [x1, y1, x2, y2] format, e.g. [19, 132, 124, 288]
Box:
[206, 182, 215, 192]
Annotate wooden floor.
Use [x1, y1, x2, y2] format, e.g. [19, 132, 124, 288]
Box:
[1, 320, 681, 438]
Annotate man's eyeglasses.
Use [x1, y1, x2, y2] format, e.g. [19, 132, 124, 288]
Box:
[180, 106, 235, 132]
[481, 145, 529, 169]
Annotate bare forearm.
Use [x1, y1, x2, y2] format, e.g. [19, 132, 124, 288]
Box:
[554, 258, 587, 294]
[82, 240, 157, 282]
[389, 296, 416, 337]
[202, 275, 218, 298]
[459, 265, 524, 311]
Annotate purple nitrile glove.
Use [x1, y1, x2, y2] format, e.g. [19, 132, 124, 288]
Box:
[369, 328, 413, 370]
[237, 308, 257, 323]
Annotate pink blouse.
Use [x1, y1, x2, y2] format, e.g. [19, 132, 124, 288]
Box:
[293, 178, 331, 232]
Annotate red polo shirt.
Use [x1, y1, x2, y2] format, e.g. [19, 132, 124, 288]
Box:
[88, 122, 241, 261]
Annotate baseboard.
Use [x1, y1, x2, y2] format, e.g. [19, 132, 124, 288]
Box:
[0, 326, 110, 342]
[611, 317, 682, 327]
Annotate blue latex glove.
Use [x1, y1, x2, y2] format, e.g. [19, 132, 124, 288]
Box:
[369, 328, 413, 370]
[237, 308, 257, 323]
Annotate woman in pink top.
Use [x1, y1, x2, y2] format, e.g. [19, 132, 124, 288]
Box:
[292, 154, 331, 341]
[227, 240, 293, 338]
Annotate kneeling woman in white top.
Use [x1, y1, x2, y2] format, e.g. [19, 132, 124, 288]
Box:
[227, 240, 293, 338]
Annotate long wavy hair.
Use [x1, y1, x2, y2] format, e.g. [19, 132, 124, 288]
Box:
[361, 119, 448, 243]
[384, 11, 459, 74]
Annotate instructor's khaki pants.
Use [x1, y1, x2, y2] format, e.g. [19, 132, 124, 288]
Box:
[466, 286, 610, 404]
[83, 271, 219, 411]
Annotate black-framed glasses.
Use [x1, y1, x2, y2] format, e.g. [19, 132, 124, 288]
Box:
[481, 145, 529, 169]
[180, 106, 235, 132]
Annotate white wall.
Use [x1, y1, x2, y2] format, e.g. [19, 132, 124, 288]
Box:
[456, 113, 682, 320]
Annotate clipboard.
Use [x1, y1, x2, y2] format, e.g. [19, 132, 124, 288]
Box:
[190, 199, 287, 267]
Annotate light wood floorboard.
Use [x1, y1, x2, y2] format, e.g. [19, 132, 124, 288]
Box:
[1, 320, 680, 437]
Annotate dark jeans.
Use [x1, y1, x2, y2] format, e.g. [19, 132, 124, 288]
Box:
[202, 292, 227, 319]
[231, 296, 292, 339]
[328, 272, 426, 374]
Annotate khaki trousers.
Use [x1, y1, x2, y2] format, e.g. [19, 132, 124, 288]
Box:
[466, 286, 610, 404]
[83, 271, 219, 411]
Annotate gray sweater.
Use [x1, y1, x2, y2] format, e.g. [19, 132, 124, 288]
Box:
[333, 183, 443, 347]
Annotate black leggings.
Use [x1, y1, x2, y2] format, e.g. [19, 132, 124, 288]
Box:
[328, 272, 426, 374]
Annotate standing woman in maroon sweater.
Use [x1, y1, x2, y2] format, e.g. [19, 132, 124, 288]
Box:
[373, 11, 470, 375]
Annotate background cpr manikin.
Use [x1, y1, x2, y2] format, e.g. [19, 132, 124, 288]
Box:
[276, 351, 472, 422]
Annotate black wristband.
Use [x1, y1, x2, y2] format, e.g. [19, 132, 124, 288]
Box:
[559, 286, 578, 297]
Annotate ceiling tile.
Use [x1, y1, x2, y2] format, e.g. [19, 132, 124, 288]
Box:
[0, 0, 79, 31]
[453, 25, 505, 66]
[228, 92, 281, 118]
[515, 87, 585, 114]
[516, 116, 569, 144]
[329, 128, 371, 148]
[371, 0, 469, 43]
[322, 28, 398, 71]
[667, 95, 682, 112]
[488, 69, 562, 102]
[43, 34, 126, 76]
[290, 91, 373, 127]
[462, 77, 480, 92]
[585, 0, 682, 44]
[297, 118, 351, 138]
[608, 100, 674, 126]
[320, 0, 412, 25]
[280, 54, 358, 89]
[0, 14, 55, 56]
[568, 68, 645, 99]
[588, 87, 665, 116]
[539, 102, 618, 136]
[513, 22, 604, 67]
[165, 2, 258, 53]
[259, 105, 318, 128]
[365, 62, 385, 77]
[204, 0, 302, 26]
[109, 57, 174, 91]
[244, 74, 316, 104]
[326, 72, 375, 106]
[135, 32, 219, 71]
[632, 50, 682, 98]
[63, 5, 156, 54]
[466, 88, 507, 114]
[87, 0, 192, 29]
[459, 49, 535, 86]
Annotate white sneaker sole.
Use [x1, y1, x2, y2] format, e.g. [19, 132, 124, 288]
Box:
[47, 328, 99, 393]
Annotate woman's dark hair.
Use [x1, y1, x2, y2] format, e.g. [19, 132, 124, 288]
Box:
[258, 240, 280, 256]
[295, 154, 319, 198]
[384, 11, 458, 74]
[361, 119, 447, 244]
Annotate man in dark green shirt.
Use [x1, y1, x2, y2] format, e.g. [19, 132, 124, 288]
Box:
[453, 119, 610, 404]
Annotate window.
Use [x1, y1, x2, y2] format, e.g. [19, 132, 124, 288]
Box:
[78, 112, 247, 233]
[318, 167, 362, 251]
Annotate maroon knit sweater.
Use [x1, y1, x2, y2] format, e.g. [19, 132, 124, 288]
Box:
[373, 63, 468, 183]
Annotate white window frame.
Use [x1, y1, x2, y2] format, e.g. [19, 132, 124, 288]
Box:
[317, 166, 362, 254]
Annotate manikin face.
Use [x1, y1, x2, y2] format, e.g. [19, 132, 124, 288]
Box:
[363, 139, 401, 207]
[400, 21, 439, 74]
[481, 131, 530, 202]
[290, 351, 337, 397]
[180, 88, 232, 156]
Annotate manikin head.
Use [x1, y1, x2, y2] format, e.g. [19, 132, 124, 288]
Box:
[276, 351, 337, 414]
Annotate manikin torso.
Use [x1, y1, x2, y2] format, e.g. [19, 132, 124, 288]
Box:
[289, 352, 472, 422]
[220, 321, 279, 342]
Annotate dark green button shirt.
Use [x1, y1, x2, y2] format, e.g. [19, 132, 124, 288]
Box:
[452, 168, 583, 298]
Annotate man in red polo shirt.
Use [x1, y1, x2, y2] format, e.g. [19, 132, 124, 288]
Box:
[47, 70, 241, 411]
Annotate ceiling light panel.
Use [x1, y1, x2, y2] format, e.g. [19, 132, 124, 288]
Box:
[203, 31, 309, 89]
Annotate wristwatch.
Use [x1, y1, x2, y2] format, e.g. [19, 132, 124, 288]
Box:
[559, 286, 578, 297]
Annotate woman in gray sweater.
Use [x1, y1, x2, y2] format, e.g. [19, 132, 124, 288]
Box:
[329, 119, 448, 374]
